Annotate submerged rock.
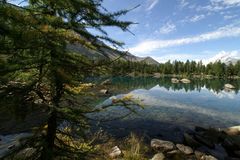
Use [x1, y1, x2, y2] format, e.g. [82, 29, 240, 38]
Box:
[153, 73, 161, 78]
[151, 152, 165, 160]
[180, 78, 191, 83]
[176, 144, 193, 155]
[151, 139, 175, 152]
[171, 78, 179, 83]
[224, 84, 235, 89]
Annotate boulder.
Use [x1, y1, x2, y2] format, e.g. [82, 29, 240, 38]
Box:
[100, 89, 108, 94]
[203, 155, 218, 160]
[171, 78, 179, 83]
[151, 139, 175, 152]
[224, 126, 240, 136]
[167, 150, 181, 155]
[176, 144, 193, 155]
[151, 153, 165, 160]
[194, 150, 205, 160]
[224, 84, 235, 89]
[180, 78, 191, 83]
[109, 146, 122, 159]
[154, 73, 161, 78]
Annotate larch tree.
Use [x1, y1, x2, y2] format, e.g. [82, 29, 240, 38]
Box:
[0, 0, 136, 159]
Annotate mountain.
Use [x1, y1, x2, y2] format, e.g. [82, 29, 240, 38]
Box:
[139, 56, 159, 65]
[68, 43, 159, 65]
[207, 51, 240, 65]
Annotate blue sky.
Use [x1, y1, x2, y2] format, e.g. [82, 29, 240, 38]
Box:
[101, 0, 240, 63]
[10, 0, 240, 63]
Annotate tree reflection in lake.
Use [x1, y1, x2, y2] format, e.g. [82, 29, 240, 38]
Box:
[90, 77, 240, 141]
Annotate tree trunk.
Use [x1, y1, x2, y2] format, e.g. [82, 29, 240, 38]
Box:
[41, 110, 57, 160]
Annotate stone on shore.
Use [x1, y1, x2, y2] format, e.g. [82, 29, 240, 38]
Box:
[109, 146, 122, 159]
[151, 153, 165, 160]
[224, 126, 240, 136]
[176, 144, 193, 155]
[151, 139, 175, 152]
[100, 89, 108, 94]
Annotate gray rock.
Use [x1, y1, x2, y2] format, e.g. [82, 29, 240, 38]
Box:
[195, 150, 205, 160]
[180, 78, 191, 83]
[151, 139, 175, 152]
[167, 150, 181, 155]
[176, 144, 193, 155]
[154, 73, 161, 78]
[151, 153, 165, 160]
[171, 78, 179, 83]
[109, 146, 122, 159]
[100, 89, 108, 94]
[224, 84, 235, 89]
[224, 126, 240, 136]
[203, 155, 218, 160]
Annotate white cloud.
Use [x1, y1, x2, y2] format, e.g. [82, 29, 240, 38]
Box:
[212, 0, 240, 5]
[158, 22, 176, 34]
[223, 14, 238, 20]
[152, 54, 196, 63]
[197, 0, 240, 12]
[179, 0, 189, 8]
[146, 0, 159, 11]
[129, 24, 240, 55]
[189, 14, 206, 22]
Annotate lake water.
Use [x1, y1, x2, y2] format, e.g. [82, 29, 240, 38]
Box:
[92, 77, 240, 141]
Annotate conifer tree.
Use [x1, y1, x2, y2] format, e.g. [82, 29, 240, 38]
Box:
[0, 0, 136, 159]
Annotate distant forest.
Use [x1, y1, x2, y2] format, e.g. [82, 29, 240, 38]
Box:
[109, 60, 240, 77]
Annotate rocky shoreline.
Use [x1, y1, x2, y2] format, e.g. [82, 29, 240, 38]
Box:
[108, 125, 240, 160]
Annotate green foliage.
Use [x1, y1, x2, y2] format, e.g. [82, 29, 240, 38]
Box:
[107, 59, 240, 78]
[0, 0, 135, 159]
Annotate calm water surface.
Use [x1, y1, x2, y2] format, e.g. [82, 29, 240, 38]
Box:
[93, 77, 240, 139]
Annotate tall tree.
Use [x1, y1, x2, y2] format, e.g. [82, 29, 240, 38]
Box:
[0, 0, 135, 159]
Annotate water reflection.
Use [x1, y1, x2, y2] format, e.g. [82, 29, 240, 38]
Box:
[93, 77, 240, 139]
[110, 77, 240, 94]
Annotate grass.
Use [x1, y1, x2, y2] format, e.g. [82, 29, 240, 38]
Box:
[92, 132, 150, 160]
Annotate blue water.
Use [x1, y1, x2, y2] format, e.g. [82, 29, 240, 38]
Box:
[92, 77, 240, 139]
